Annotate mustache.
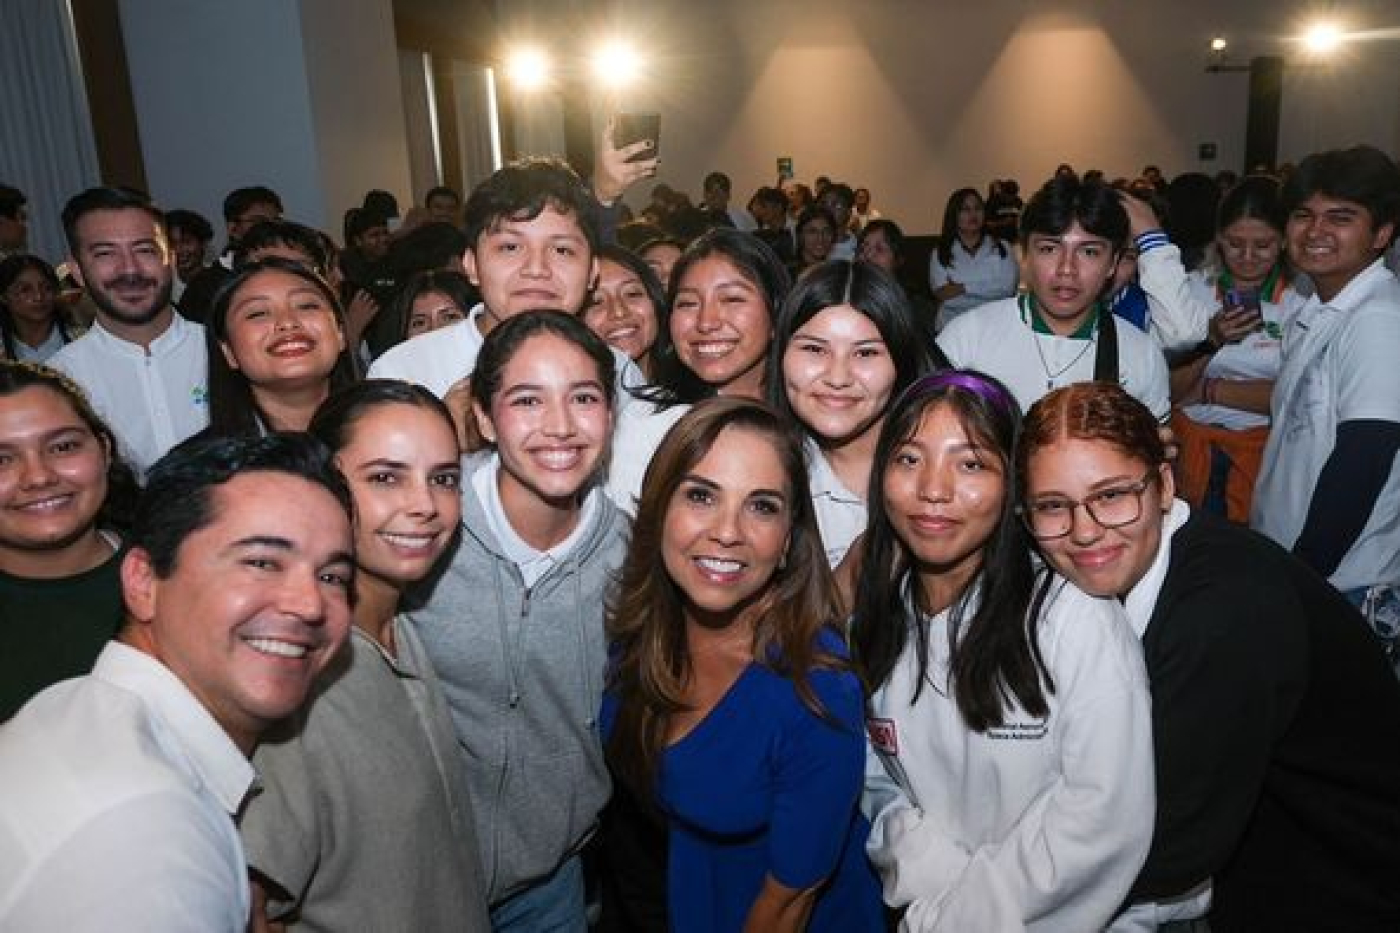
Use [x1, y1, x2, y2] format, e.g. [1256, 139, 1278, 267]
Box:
[102, 274, 159, 290]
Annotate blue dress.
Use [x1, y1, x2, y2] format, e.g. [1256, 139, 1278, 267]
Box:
[605, 631, 884, 933]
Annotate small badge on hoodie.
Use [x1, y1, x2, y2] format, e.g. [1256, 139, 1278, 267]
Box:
[867, 717, 898, 756]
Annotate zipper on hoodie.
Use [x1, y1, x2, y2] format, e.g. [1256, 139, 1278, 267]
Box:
[508, 586, 531, 708]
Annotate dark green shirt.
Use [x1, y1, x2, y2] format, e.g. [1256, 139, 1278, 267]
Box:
[0, 550, 123, 721]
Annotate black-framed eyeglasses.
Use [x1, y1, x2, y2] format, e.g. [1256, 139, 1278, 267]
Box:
[1018, 468, 1157, 540]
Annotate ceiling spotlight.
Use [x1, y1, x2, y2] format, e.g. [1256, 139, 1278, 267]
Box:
[506, 46, 551, 90]
[591, 40, 643, 89]
[1210, 36, 1228, 53]
[1302, 21, 1343, 56]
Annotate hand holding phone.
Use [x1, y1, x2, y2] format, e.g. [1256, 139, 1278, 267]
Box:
[614, 113, 660, 163]
[1212, 287, 1263, 345]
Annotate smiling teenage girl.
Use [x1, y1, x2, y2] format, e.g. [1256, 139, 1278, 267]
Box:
[407, 311, 628, 931]
[855, 371, 1153, 930]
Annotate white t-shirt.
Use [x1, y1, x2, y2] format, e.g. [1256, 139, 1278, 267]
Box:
[927, 237, 1020, 330]
[1180, 272, 1305, 431]
[1252, 259, 1400, 591]
[48, 314, 210, 476]
[367, 305, 490, 397]
[0, 642, 255, 931]
[937, 296, 1171, 421]
[863, 580, 1154, 931]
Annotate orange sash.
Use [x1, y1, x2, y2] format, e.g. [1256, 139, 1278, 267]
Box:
[1170, 409, 1269, 524]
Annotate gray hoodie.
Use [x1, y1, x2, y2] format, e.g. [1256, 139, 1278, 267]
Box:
[406, 458, 629, 903]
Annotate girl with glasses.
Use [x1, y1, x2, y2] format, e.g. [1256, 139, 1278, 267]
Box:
[1019, 381, 1400, 931]
[854, 370, 1154, 930]
[1169, 176, 1305, 523]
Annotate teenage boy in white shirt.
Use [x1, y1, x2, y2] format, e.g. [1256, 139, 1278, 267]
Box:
[1253, 145, 1400, 664]
[938, 175, 1170, 421]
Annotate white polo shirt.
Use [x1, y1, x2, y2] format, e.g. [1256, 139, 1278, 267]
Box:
[47, 314, 209, 476]
[806, 440, 867, 569]
[937, 296, 1171, 421]
[0, 642, 255, 932]
[1252, 259, 1400, 591]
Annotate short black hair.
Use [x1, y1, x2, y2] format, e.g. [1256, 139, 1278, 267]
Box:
[233, 219, 331, 275]
[1019, 175, 1129, 252]
[462, 158, 599, 253]
[424, 185, 461, 207]
[362, 189, 399, 219]
[821, 183, 855, 211]
[343, 206, 389, 244]
[0, 185, 26, 220]
[386, 222, 469, 278]
[749, 186, 787, 211]
[165, 209, 214, 244]
[135, 433, 350, 578]
[1282, 145, 1400, 231]
[703, 172, 732, 193]
[223, 186, 284, 224]
[61, 187, 165, 253]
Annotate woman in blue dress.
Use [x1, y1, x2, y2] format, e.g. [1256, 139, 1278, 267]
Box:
[603, 397, 883, 933]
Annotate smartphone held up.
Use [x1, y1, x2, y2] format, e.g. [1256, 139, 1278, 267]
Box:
[614, 113, 660, 162]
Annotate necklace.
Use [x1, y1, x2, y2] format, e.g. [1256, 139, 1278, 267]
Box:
[1023, 294, 1096, 389]
[1033, 333, 1095, 389]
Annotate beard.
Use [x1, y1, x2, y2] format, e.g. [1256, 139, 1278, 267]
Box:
[88, 273, 174, 328]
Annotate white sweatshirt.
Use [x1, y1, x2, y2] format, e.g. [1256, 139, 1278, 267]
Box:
[863, 579, 1155, 932]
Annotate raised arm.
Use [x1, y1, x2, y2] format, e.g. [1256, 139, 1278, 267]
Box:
[1119, 193, 1212, 352]
[590, 117, 660, 246]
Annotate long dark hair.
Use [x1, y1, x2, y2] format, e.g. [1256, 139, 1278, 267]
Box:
[0, 361, 139, 533]
[767, 259, 936, 441]
[470, 310, 616, 414]
[605, 397, 846, 799]
[391, 269, 477, 341]
[850, 370, 1055, 731]
[937, 188, 1006, 267]
[650, 228, 790, 403]
[0, 255, 74, 360]
[205, 257, 361, 437]
[1211, 175, 1288, 289]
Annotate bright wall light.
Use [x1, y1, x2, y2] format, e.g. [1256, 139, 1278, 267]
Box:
[1210, 36, 1228, 53]
[1302, 21, 1343, 56]
[506, 46, 551, 90]
[591, 40, 642, 89]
